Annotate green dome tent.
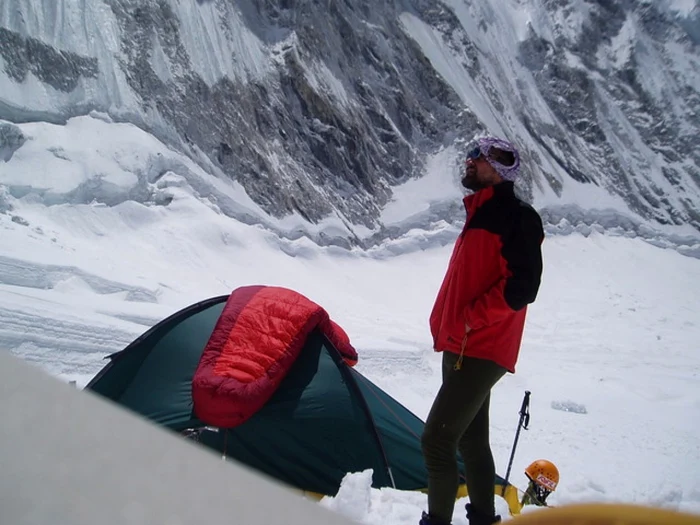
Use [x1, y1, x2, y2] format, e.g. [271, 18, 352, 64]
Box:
[86, 287, 514, 502]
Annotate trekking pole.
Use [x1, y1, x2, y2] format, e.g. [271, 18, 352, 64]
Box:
[504, 390, 531, 484]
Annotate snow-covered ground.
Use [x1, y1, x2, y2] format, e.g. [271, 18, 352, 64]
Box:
[1, 116, 699, 523]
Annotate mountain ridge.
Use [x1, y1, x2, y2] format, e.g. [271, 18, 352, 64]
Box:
[1, 0, 699, 241]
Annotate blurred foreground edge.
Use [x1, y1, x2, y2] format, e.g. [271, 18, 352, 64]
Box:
[513, 503, 700, 524]
[2, 351, 698, 525]
[0, 351, 356, 525]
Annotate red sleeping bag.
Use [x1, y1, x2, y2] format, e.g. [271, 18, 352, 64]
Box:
[192, 285, 358, 428]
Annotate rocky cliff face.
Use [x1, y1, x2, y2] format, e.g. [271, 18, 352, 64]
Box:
[1, 0, 699, 241]
[514, 0, 700, 228]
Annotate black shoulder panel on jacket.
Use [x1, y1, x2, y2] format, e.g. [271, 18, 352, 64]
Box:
[502, 202, 544, 310]
[467, 188, 544, 311]
[466, 193, 516, 237]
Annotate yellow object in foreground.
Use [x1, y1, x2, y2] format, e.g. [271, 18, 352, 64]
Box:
[511, 504, 700, 524]
[458, 483, 523, 516]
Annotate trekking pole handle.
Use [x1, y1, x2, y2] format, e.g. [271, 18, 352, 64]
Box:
[520, 390, 531, 430]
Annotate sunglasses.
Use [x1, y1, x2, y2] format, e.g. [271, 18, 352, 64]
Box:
[466, 145, 517, 167]
[466, 146, 482, 161]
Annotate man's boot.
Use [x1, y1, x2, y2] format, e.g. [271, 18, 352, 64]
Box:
[419, 511, 452, 525]
[465, 503, 501, 525]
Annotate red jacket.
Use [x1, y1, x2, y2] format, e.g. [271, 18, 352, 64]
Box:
[429, 182, 544, 373]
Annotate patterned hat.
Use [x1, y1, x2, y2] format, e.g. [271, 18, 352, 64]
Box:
[471, 137, 521, 181]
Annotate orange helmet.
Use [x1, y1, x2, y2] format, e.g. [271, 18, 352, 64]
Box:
[525, 459, 559, 492]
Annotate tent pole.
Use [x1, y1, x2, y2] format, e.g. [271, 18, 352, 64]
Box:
[325, 335, 397, 489]
[387, 466, 396, 489]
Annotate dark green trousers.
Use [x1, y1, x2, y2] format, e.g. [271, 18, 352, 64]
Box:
[421, 353, 506, 523]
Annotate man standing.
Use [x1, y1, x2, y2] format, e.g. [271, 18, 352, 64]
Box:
[420, 137, 544, 525]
